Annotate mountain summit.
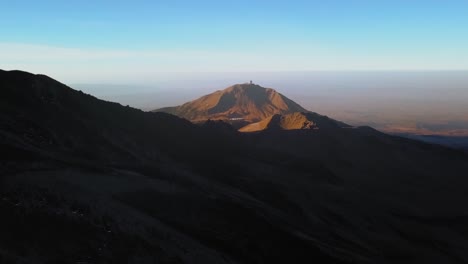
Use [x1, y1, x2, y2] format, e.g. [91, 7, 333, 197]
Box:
[153, 83, 307, 125]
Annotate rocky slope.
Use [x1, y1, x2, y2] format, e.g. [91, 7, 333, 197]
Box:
[239, 112, 350, 132]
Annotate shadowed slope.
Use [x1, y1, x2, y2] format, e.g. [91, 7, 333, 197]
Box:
[0, 70, 210, 165]
[3, 70, 468, 264]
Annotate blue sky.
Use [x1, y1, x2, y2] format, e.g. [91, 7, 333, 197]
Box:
[1, 0, 468, 83]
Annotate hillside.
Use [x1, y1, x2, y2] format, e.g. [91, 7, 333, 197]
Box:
[3, 70, 468, 263]
[239, 112, 350, 132]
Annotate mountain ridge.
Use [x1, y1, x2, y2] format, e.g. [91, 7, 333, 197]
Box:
[239, 112, 351, 132]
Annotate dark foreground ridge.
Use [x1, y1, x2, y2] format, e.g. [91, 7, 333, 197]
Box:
[2, 69, 468, 263]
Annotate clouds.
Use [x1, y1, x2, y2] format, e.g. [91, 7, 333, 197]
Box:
[0, 43, 245, 82]
[0, 42, 315, 83]
[1, 42, 467, 84]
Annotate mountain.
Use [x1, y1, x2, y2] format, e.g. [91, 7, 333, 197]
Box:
[239, 111, 350, 132]
[3, 69, 468, 264]
[0, 70, 350, 263]
[153, 83, 307, 126]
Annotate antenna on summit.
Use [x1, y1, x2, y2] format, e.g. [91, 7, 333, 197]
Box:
[250, 80, 253, 85]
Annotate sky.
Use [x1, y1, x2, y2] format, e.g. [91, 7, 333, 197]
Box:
[1, 0, 468, 83]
